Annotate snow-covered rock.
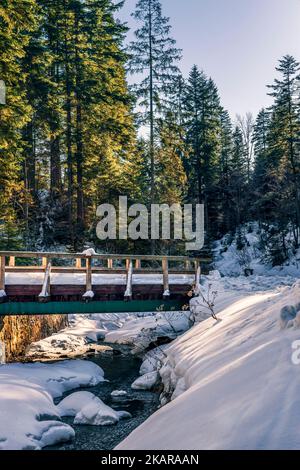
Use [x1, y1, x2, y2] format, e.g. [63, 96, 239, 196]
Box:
[111, 390, 128, 397]
[139, 345, 168, 375]
[105, 311, 191, 353]
[131, 371, 160, 390]
[58, 390, 131, 426]
[57, 391, 97, 417]
[0, 360, 104, 449]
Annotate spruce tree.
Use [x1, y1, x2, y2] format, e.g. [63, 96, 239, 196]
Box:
[129, 0, 182, 207]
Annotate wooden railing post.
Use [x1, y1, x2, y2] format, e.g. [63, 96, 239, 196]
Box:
[0, 256, 6, 298]
[9, 256, 15, 267]
[75, 258, 82, 269]
[194, 260, 201, 296]
[124, 260, 133, 301]
[135, 259, 141, 269]
[82, 255, 94, 301]
[107, 259, 113, 269]
[42, 256, 47, 269]
[39, 261, 51, 302]
[185, 260, 191, 271]
[162, 258, 170, 299]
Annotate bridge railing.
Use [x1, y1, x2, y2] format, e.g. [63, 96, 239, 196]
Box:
[0, 251, 211, 302]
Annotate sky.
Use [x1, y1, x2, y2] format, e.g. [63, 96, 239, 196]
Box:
[118, 0, 300, 120]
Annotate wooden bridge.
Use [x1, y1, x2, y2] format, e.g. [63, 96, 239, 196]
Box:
[0, 251, 209, 315]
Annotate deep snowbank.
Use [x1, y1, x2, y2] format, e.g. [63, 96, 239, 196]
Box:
[0, 360, 104, 449]
[118, 281, 300, 450]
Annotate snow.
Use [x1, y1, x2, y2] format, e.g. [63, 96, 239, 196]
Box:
[26, 316, 109, 359]
[82, 290, 95, 299]
[117, 279, 300, 450]
[139, 345, 168, 375]
[0, 360, 105, 449]
[214, 223, 300, 278]
[82, 248, 97, 256]
[0, 289, 6, 298]
[57, 391, 98, 416]
[58, 391, 131, 426]
[5, 272, 194, 286]
[131, 371, 159, 390]
[104, 311, 191, 353]
[26, 312, 162, 359]
[111, 390, 128, 397]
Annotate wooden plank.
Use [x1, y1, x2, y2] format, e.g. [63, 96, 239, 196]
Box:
[162, 258, 170, 299]
[75, 258, 82, 268]
[9, 256, 15, 267]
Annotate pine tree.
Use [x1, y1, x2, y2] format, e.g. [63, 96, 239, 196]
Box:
[267, 55, 300, 244]
[129, 0, 182, 207]
[0, 0, 38, 248]
[228, 126, 247, 229]
[182, 66, 223, 237]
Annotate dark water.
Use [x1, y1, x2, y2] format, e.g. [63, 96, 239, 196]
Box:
[45, 352, 160, 450]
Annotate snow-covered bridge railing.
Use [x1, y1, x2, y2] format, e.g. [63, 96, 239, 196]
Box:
[0, 251, 210, 315]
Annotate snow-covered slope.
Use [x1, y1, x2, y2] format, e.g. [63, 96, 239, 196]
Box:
[117, 280, 300, 450]
[214, 223, 300, 277]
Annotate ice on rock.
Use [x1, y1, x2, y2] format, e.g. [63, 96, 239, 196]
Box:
[131, 371, 160, 390]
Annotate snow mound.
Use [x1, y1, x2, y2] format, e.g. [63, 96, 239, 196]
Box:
[58, 391, 131, 426]
[117, 280, 300, 450]
[0, 360, 104, 449]
[111, 390, 128, 397]
[131, 371, 160, 391]
[105, 311, 191, 353]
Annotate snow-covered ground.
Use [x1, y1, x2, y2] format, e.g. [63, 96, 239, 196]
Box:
[2, 263, 300, 450]
[214, 223, 300, 277]
[26, 313, 131, 359]
[27, 310, 192, 359]
[0, 360, 104, 449]
[117, 278, 300, 450]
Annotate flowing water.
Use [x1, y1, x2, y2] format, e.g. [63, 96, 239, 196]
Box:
[45, 350, 160, 450]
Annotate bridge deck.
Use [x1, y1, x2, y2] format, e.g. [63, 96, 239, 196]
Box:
[0, 252, 209, 315]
